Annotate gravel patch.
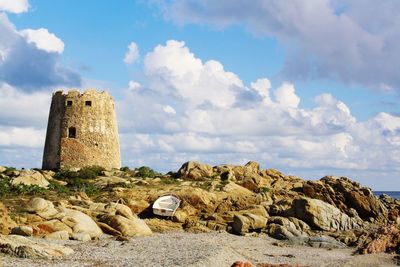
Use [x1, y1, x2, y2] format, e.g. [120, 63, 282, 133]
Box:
[0, 232, 397, 267]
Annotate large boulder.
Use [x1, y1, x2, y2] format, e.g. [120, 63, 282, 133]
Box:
[26, 198, 59, 219]
[0, 234, 73, 258]
[177, 161, 214, 180]
[303, 177, 387, 221]
[288, 198, 360, 231]
[266, 216, 309, 240]
[0, 202, 17, 234]
[100, 215, 152, 237]
[232, 213, 267, 234]
[11, 170, 49, 188]
[60, 208, 103, 239]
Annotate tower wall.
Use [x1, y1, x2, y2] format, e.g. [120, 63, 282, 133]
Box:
[42, 89, 121, 170]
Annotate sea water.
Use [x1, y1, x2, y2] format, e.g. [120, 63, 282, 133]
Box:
[374, 191, 400, 200]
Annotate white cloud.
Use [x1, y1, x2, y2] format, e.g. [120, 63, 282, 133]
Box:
[155, 0, 400, 92]
[274, 82, 300, 108]
[144, 40, 241, 109]
[0, 0, 29, 14]
[0, 126, 45, 148]
[20, 28, 64, 54]
[0, 83, 50, 128]
[0, 13, 80, 90]
[118, 39, 400, 189]
[124, 41, 139, 64]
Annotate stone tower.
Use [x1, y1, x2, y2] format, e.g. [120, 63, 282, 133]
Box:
[42, 89, 121, 170]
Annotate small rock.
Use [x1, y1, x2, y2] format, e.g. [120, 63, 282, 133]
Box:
[0, 234, 73, 258]
[0, 166, 6, 173]
[231, 261, 254, 267]
[71, 233, 91, 242]
[100, 215, 152, 237]
[44, 230, 69, 240]
[11, 226, 33, 236]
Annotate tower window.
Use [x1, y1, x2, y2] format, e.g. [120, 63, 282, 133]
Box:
[68, 127, 76, 138]
[66, 100, 73, 106]
[85, 101, 92, 106]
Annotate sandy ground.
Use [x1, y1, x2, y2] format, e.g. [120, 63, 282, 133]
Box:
[0, 232, 398, 267]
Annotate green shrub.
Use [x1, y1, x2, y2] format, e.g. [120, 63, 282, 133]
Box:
[13, 184, 47, 195]
[135, 166, 160, 178]
[48, 182, 70, 195]
[54, 169, 79, 180]
[81, 183, 100, 197]
[120, 166, 130, 172]
[262, 187, 270, 193]
[0, 178, 11, 198]
[55, 165, 105, 181]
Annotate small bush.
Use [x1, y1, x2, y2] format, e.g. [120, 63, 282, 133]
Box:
[13, 184, 47, 195]
[54, 169, 79, 180]
[0, 178, 11, 198]
[48, 182, 70, 195]
[120, 166, 130, 172]
[81, 183, 100, 197]
[135, 166, 160, 178]
[55, 165, 105, 181]
[262, 187, 270, 193]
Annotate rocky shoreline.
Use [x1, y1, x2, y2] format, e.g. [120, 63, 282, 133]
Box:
[0, 161, 399, 266]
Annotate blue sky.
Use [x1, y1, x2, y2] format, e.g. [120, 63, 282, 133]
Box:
[0, 0, 399, 190]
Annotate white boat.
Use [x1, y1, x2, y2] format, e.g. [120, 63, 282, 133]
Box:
[152, 194, 181, 217]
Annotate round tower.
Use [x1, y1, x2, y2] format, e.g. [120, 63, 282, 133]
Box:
[42, 89, 121, 170]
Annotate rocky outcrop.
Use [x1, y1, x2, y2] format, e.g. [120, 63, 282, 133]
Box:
[11, 170, 50, 188]
[232, 213, 267, 234]
[0, 234, 73, 258]
[0, 202, 17, 234]
[266, 216, 309, 240]
[303, 177, 387, 221]
[272, 198, 360, 231]
[361, 225, 400, 254]
[177, 161, 214, 180]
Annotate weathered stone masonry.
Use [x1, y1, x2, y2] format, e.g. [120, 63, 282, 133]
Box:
[42, 89, 121, 170]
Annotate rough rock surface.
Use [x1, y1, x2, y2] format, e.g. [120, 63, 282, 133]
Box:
[59, 208, 103, 239]
[286, 198, 360, 231]
[0, 202, 17, 235]
[0, 234, 73, 258]
[178, 161, 214, 180]
[361, 225, 400, 254]
[303, 177, 387, 220]
[100, 215, 152, 237]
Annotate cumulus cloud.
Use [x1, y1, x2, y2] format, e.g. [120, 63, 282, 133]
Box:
[274, 82, 300, 108]
[0, 13, 80, 90]
[118, 40, 400, 189]
[124, 41, 140, 64]
[0, 0, 29, 13]
[154, 0, 400, 92]
[20, 28, 64, 54]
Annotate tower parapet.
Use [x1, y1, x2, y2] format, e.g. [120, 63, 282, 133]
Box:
[42, 89, 121, 170]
